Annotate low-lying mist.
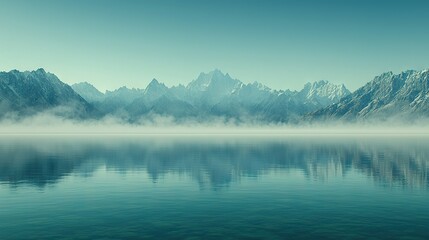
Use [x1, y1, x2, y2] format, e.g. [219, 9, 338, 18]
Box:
[1, 110, 429, 135]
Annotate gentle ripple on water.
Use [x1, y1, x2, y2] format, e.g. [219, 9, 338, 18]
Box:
[0, 135, 428, 239]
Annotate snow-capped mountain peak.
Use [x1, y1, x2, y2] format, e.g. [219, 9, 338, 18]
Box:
[300, 80, 350, 103]
[309, 68, 429, 120]
[187, 69, 240, 91]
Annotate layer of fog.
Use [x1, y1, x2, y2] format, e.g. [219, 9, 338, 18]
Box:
[1, 111, 429, 135]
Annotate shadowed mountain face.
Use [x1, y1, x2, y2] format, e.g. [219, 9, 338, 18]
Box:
[71, 69, 350, 123]
[70, 82, 104, 103]
[1, 136, 427, 190]
[309, 70, 429, 121]
[0, 69, 97, 118]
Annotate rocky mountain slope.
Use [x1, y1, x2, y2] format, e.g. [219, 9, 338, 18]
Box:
[0, 69, 96, 118]
[309, 69, 429, 121]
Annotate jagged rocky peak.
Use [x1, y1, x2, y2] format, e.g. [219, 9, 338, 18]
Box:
[16, 68, 48, 77]
[144, 78, 169, 101]
[35, 68, 46, 74]
[145, 78, 167, 90]
[110, 86, 145, 97]
[103, 86, 145, 104]
[72, 81, 100, 91]
[201, 68, 226, 79]
[9, 67, 48, 78]
[148, 78, 160, 85]
[4, 68, 67, 88]
[187, 69, 241, 91]
[308, 68, 429, 121]
[71, 82, 105, 103]
[369, 69, 429, 92]
[233, 81, 272, 97]
[30, 68, 57, 80]
[362, 70, 413, 98]
[145, 79, 168, 95]
[0, 68, 95, 118]
[301, 80, 350, 101]
[367, 70, 423, 93]
[106, 86, 126, 94]
[371, 71, 400, 84]
[250, 81, 271, 91]
[172, 83, 186, 89]
[390, 69, 428, 83]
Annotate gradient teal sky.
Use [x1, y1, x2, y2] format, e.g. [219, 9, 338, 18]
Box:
[1, 0, 428, 91]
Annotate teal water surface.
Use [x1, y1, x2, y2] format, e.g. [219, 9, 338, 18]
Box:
[0, 135, 428, 240]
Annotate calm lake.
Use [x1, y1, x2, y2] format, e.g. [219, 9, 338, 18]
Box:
[0, 135, 428, 240]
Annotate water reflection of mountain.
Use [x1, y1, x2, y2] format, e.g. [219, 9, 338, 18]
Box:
[0, 137, 428, 189]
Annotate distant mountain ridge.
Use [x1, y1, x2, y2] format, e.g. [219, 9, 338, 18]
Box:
[2, 67, 428, 124]
[70, 69, 350, 122]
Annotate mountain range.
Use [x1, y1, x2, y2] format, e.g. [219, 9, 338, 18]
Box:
[70, 69, 350, 123]
[309, 69, 429, 121]
[0, 68, 428, 123]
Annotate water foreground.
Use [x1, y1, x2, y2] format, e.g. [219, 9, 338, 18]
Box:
[0, 134, 428, 239]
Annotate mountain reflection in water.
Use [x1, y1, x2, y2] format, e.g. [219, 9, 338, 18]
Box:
[0, 135, 427, 190]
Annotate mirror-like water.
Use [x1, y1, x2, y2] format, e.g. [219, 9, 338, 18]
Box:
[0, 135, 428, 239]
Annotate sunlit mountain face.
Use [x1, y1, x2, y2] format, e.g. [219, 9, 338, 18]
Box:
[309, 70, 429, 121]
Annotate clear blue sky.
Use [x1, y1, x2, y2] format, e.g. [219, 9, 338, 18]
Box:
[1, 0, 428, 91]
